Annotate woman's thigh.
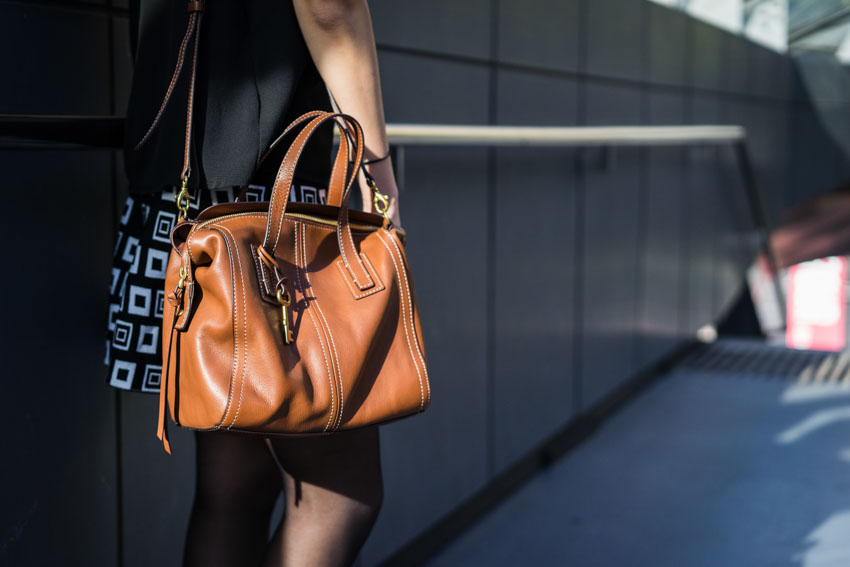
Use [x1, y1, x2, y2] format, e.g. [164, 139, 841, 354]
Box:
[193, 430, 283, 505]
[267, 426, 383, 509]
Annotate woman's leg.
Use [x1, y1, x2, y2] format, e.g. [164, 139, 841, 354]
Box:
[262, 426, 383, 567]
[184, 431, 283, 567]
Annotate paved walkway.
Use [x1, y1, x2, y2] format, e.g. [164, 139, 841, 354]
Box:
[427, 341, 850, 567]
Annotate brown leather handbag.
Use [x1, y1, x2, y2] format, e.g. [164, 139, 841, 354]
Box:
[144, 3, 429, 454]
[156, 111, 431, 453]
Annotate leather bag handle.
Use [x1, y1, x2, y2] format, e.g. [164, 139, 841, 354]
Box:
[235, 110, 349, 207]
[262, 111, 376, 291]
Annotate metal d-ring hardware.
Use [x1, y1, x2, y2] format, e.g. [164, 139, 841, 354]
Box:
[175, 176, 191, 221]
[367, 177, 390, 222]
[173, 265, 189, 317]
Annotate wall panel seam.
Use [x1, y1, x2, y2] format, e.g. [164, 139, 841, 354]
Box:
[0, 0, 128, 16]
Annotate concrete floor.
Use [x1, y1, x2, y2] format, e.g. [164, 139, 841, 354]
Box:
[427, 349, 850, 567]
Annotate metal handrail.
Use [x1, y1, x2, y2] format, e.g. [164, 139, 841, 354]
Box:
[385, 124, 746, 146]
[0, 115, 746, 148]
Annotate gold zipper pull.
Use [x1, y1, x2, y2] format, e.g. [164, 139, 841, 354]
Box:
[276, 285, 294, 344]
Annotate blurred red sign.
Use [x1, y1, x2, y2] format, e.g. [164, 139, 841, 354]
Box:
[786, 257, 847, 351]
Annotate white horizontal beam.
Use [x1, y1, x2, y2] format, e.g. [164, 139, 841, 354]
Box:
[381, 124, 746, 147]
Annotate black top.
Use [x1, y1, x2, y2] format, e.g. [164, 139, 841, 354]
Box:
[125, 0, 333, 194]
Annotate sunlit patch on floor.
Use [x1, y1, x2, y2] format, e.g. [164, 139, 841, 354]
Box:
[793, 510, 850, 567]
[781, 383, 850, 404]
[775, 406, 850, 444]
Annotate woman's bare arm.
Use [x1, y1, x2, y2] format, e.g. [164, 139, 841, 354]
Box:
[292, 0, 402, 227]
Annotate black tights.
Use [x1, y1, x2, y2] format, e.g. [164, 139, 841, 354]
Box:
[183, 427, 383, 567]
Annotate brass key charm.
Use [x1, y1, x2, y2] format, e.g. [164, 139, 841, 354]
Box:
[276, 286, 294, 344]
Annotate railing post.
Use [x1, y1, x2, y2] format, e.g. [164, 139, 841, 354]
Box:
[732, 141, 787, 330]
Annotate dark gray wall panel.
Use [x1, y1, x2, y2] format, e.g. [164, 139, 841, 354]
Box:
[836, 143, 850, 183]
[735, 100, 789, 228]
[491, 70, 578, 471]
[648, 3, 689, 87]
[789, 104, 841, 205]
[789, 61, 809, 104]
[777, 56, 793, 103]
[370, 0, 491, 60]
[748, 43, 791, 101]
[497, 71, 579, 127]
[764, 101, 791, 227]
[580, 82, 643, 409]
[378, 52, 490, 125]
[498, 0, 580, 72]
[640, 90, 687, 367]
[712, 145, 757, 321]
[0, 151, 117, 566]
[120, 394, 195, 567]
[586, 0, 646, 82]
[113, 15, 133, 116]
[714, 100, 761, 319]
[359, 147, 490, 566]
[726, 35, 750, 95]
[690, 20, 726, 92]
[0, 4, 110, 114]
[686, 95, 721, 333]
[492, 146, 577, 469]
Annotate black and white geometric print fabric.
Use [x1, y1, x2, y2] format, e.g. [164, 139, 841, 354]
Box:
[104, 184, 327, 394]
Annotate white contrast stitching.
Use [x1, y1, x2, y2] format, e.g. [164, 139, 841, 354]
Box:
[204, 227, 238, 428]
[271, 120, 326, 251]
[258, 247, 271, 293]
[335, 118, 371, 290]
[301, 224, 345, 429]
[384, 229, 431, 401]
[294, 222, 336, 432]
[251, 244, 274, 298]
[337, 225, 373, 290]
[267, 140, 310, 252]
[271, 182, 297, 251]
[335, 253, 385, 299]
[375, 231, 425, 410]
[187, 230, 199, 265]
[216, 225, 248, 430]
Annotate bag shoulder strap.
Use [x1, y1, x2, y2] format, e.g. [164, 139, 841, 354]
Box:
[133, 0, 205, 188]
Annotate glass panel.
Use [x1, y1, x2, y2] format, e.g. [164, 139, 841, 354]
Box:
[836, 26, 850, 62]
[789, 0, 850, 35]
[688, 0, 744, 33]
[745, 0, 789, 52]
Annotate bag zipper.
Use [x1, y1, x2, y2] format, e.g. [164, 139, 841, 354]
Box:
[194, 210, 381, 232]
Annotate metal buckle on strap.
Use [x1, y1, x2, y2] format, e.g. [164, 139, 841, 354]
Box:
[175, 177, 191, 221]
[367, 177, 391, 223]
